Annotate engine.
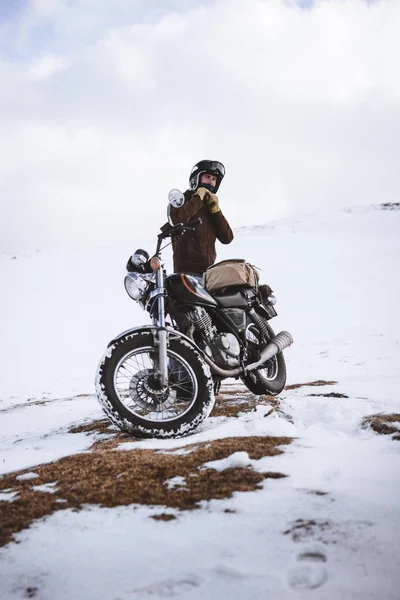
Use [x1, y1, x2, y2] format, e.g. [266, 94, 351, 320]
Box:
[187, 307, 241, 369]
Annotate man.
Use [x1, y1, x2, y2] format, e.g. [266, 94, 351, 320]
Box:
[170, 160, 234, 275]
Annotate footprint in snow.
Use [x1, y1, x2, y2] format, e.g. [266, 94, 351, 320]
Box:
[131, 567, 248, 597]
[132, 576, 200, 598]
[287, 543, 328, 590]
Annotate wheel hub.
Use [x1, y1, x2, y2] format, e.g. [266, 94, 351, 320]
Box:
[261, 356, 278, 379]
[129, 369, 170, 409]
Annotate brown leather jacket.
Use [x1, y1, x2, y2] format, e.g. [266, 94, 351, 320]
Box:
[170, 190, 234, 274]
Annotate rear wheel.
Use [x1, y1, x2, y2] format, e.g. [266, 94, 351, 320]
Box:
[241, 320, 287, 396]
[95, 331, 214, 438]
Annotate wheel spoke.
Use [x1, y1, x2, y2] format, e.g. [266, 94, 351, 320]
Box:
[113, 346, 197, 423]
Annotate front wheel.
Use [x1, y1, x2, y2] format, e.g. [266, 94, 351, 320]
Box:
[95, 331, 214, 438]
[241, 321, 287, 396]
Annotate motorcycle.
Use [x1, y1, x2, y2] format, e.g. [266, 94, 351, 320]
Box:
[95, 190, 293, 438]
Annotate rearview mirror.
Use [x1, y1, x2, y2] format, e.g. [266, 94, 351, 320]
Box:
[168, 189, 185, 208]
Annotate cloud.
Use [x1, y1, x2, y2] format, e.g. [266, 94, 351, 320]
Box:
[27, 54, 68, 80]
[0, 0, 399, 251]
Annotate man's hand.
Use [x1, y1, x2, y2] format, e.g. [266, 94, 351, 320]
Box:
[195, 187, 220, 214]
[204, 193, 220, 214]
[194, 187, 209, 201]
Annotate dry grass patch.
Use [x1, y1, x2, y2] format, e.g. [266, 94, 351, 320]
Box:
[211, 392, 277, 418]
[362, 414, 400, 440]
[151, 513, 176, 522]
[286, 380, 337, 390]
[381, 202, 400, 210]
[68, 419, 138, 452]
[0, 399, 48, 414]
[217, 387, 248, 396]
[1, 394, 96, 415]
[0, 435, 291, 547]
[309, 392, 348, 399]
[68, 419, 116, 435]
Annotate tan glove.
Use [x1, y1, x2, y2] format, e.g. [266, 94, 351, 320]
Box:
[204, 193, 220, 214]
[195, 187, 220, 213]
[194, 187, 209, 201]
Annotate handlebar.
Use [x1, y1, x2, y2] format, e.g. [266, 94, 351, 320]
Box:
[158, 217, 202, 240]
[128, 217, 203, 271]
[155, 216, 202, 256]
[179, 217, 202, 233]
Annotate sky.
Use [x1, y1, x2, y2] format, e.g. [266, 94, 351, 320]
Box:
[0, 0, 399, 252]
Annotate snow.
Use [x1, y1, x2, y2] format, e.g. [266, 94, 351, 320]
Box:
[32, 482, 59, 494]
[203, 451, 252, 471]
[165, 476, 187, 490]
[1, 204, 400, 598]
[15, 472, 39, 482]
[0, 490, 19, 502]
[0, 394, 106, 475]
[118, 404, 295, 452]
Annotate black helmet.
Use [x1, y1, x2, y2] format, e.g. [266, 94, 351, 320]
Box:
[189, 159, 225, 194]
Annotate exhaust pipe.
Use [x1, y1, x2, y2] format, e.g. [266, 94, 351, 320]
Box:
[201, 330, 293, 378]
[201, 353, 242, 378]
[245, 331, 293, 373]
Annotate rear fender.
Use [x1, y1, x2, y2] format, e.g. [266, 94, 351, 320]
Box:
[257, 302, 277, 320]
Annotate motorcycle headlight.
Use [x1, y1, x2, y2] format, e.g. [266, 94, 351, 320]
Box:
[124, 272, 148, 301]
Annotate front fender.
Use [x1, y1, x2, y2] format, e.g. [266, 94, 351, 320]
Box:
[107, 325, 206, 359]
[107, 324, 155, 347]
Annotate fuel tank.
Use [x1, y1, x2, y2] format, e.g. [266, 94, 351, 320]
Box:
[165, 274, 218, 307]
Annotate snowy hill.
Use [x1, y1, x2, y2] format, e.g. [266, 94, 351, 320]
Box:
[1, 204, 400, 599]
[1, 203, 398, 400]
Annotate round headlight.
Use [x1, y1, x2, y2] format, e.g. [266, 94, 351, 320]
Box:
[124, 273, 148, 301]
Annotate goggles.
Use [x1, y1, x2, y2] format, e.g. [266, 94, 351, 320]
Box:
[191, 161, 225, 178]
[205, 161, 225, 177]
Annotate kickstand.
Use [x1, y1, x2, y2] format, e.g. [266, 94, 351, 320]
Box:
[213, 381, 222, 396]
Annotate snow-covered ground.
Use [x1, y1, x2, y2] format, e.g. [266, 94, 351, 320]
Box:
[0, 204, 399, 599]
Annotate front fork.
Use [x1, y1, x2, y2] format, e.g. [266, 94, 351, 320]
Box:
[152, 267, 169, 387]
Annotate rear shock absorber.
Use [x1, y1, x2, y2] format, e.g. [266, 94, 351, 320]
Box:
[248, 308, 270, 341]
